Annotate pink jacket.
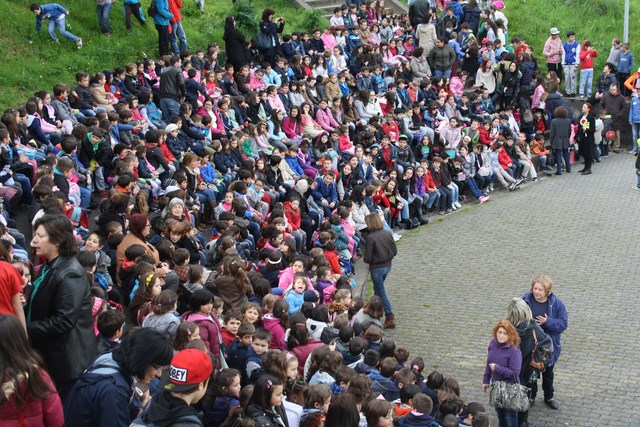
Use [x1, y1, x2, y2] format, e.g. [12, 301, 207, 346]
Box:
[262, 314, 287, 350]
[197, 107, 225, 136]
[277, 267, 314, 291]
[268, 94, 286, 114]
[283, 116, 302, 139]
[543, 36, 563, 64]
[36, 112, 58, 134]
[182, 311, 223, 368]
[0, 369, 63, 427]
[531, 84, 545, 110]
[449, 76, 464, 97]
[321, 33, 337, 51]
[316, 107, 339, 132]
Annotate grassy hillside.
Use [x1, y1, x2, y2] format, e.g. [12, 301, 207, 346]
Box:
[0, 0, 326, 109]
[507, 0, 639, 73]
[0, 0, 637, 109]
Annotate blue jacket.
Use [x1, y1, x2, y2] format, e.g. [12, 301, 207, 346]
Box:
[284, 155, 304, 176]
[522, 292, 568, 365]
[617, 51, 635, 74]
[152, 0, 173, 26]
[63, 353, 139, 427]
[629, 94, 640, 123]
[284, 290, 304, 315]
[204, 395, 240, 427]
[35, 3, 67, 32]
[399, 411, 440, 427]
[369, 369, 401, 401]
[200, 162, 219, 183]
[312, 178, 338, 205]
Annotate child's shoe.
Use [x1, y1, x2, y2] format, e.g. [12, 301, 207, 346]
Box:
[76, 38, 83, 49]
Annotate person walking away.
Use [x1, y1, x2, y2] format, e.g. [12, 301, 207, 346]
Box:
[363, 213, 397, 329]
[543, 28, 563, 81]
[561, 31, 580, 97]
[30, 3, 83, 49]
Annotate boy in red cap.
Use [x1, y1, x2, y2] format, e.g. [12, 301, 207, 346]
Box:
[132, 349, 213, 426]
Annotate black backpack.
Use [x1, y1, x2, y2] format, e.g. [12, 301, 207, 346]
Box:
[147, 0, 157, 18]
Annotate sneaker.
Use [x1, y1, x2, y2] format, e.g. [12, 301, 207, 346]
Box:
[515, 178, 525, 186]
[508, 183, 516, 191]
[392, 233, 402, 241]
[629, 150, 637, 154]
[76, 38, 83, 49]
[53, 39, 60, 44]
[478, 195, 490, 203]
[450, 205, 457, 211]
[532, 177, 541, 182]
[454, 202, 462, 209]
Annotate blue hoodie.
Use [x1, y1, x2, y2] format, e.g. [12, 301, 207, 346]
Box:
[34, 3, 67, 32]
[369, 369, 401, 401]
[399, 411, 440, 427]
[152, 0, 173, 26]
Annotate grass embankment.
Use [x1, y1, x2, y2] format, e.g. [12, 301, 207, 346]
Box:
[507, 0, 638, 74]
[0, 0, 326, 109]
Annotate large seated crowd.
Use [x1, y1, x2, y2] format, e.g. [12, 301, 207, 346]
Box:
[0, 0, 619, 425]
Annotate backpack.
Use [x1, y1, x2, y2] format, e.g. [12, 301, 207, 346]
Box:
[147, 0, 157, 18]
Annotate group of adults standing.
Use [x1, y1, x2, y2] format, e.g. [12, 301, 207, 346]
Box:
[483, 275, 568, 427]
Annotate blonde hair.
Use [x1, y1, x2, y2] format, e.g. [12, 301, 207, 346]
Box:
[506, 297, 532, 328]
[531, 274, 553, 295]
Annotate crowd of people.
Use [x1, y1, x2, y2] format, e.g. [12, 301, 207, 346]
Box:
[4, 0, 629, 425]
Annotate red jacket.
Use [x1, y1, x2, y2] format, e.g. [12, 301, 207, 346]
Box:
[373, 188, 391, 209]
[182, 311, 223, 368]
[0, 369, 63, 427]
[424, 169, 437, 190]
[498, 148, 512, 170]
[283, 201, 302, 231]
[159, 141, 177, 164]
[323, 249, 341, 275]
[381, 121, 400, 141]
[168, 0, 183, 22]
[478, 127, 496, 146]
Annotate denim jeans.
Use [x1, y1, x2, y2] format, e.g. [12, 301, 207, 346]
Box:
[96, 3, 112, 34]
[396, 196, 410, 219]
[79, 185, 91, 209]
[467, 176, 483, 199]
[14, 174, 33, 205]
[170, 21, 188, 55]
[370, 264, 393, 316]
[48, 17, 80, 42]
[434, 69, 451, 78]
[631, 122, 640, 151]
[159, 98, 181, 123]
[554, 148, 571, 173]
[495, 407, 518, 427]
[579, 68, 593, 97]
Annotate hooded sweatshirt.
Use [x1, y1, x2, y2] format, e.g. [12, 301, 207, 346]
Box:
[132, 390, 202, 426]
[399, 410, 440, 427]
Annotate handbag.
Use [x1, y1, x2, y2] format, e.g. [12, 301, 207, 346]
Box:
[529, 329, 551, 372]
[256, 32, 272, 50]
[489, 377, 531, 412]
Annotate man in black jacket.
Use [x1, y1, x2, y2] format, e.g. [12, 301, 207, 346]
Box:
[159, 55, 186, 122]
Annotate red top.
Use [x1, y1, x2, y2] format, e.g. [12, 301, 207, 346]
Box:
[0, 369, 63, 427]
[0, 261, 23, 315]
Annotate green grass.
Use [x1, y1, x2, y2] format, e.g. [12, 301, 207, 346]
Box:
[1, 0, 637, 109]
[507, 0, 639, 74]
[0, 0, 326, 109]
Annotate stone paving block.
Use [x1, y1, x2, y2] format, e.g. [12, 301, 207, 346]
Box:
[368, 154, 640, 427]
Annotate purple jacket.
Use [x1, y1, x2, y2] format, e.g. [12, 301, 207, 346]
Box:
[483, 339, 522, 384]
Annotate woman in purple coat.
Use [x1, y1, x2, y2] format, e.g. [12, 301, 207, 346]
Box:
[482, 320, 522, 427]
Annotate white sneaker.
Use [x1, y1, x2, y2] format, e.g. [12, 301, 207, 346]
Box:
[450, 205, 457, 211]
[454, 202, 462, 209]
[478, 195, 490, 203]
[76, 38, 83, 49]
[393, 233, 402, 241]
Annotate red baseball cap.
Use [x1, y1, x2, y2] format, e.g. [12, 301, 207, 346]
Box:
[164, 349, 213, 392]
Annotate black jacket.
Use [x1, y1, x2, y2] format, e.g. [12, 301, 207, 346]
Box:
[159, 66, 186, 101]
[224, 28, 249, 69]
[364, 229, 397, 270]
[26, 256, 97, 383]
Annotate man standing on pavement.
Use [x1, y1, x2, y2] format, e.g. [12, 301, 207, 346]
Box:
[601, 83, 627, 153]
[159, 56, 185, 123]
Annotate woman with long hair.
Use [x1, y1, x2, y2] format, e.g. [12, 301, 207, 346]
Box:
[224, 16, 249, 69]
[0, 314, 63, 426]
[258, 8, 285, 66]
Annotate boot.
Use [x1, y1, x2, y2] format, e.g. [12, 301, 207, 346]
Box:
[384, 315, 396, 329]
[419, 215, 429, 225]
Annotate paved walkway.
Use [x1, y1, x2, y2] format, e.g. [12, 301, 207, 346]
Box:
[381, 153, 640, 427]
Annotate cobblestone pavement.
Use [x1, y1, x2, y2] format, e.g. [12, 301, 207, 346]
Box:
[379, 153, 640, 427]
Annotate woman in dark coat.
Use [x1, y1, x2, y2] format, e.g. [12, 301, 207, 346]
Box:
[26, 214, 97, 400]
[549, 106, 573, 175]
[258, 8, 285, 67]
[462, 0, 482, 34]
[575, 102, 596, 175]
[363, 213, 397, 329]
[223, 16, 249, 70]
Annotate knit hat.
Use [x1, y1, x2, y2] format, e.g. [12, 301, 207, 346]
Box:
[163, 349, 213, 392]
[295, 179, 309, 193]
